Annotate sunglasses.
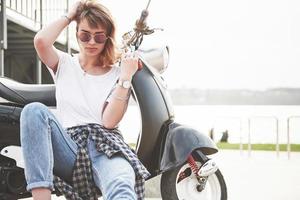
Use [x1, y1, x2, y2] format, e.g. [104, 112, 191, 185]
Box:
[78, 32, 108, 44]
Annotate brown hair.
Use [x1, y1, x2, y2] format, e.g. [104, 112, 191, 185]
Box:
[75, 0, 120, 66]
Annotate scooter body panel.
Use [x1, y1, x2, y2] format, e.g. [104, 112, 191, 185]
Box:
[133, 65, 174, 173]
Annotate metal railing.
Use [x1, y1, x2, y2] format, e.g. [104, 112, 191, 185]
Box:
[1, 0, 75, 47]
[287, 116, 300, 159]
[212, 115, 299, 159]
[1, 0, 77, 80]
[5, 0, 41, 22]
[247, 116, 279, 157]
[4, 0, 68, 25]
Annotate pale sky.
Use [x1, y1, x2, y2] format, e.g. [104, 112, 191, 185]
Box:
[101, 0, 300, 90]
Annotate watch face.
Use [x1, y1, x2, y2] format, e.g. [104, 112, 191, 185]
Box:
[123, 81, 131, 88]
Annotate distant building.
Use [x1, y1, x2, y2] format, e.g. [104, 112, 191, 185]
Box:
[0, 0, 78, 84]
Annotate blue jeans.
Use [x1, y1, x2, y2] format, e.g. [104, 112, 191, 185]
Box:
[20, 102, 136, 200]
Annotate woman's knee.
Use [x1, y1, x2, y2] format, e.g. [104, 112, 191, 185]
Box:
[96, 164, 136, 187]
[20, 102, 48, 123]
[104, 174, 136, 200]
[20, 102, 50, 141]
[93, 157, 136, 199]
[113, 167, 135, 185]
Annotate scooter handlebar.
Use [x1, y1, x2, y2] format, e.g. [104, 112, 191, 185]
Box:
[136, 10, 149, 28]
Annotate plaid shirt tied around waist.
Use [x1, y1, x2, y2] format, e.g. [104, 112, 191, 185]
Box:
[53, 123, 151, 200]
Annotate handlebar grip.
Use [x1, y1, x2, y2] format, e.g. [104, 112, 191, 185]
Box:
[137, 10, 149, 27]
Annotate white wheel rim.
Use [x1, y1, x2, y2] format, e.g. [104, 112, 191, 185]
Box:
[175, 162, 221, 200]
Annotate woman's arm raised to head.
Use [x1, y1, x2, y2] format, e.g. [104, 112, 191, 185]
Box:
[34, 17, 69, 73]
[34, 1, 81, 73]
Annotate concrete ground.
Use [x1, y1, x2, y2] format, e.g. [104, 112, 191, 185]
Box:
[212, 150, 300, 200]
[144, 149, 300, 200]
[23, 150, 300, 200]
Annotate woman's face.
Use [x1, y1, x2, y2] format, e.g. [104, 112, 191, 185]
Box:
[77, 18, 108, 57]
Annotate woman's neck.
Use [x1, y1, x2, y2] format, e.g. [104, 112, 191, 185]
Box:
[78, 53, 102, 68]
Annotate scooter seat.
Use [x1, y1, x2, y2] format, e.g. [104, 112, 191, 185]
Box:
[0, 77, 56, 106]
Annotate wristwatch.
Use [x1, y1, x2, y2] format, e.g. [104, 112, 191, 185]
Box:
[118, 79, 131, 89]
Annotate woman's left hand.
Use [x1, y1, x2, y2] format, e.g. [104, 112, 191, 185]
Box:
[120, 51, 139, 80]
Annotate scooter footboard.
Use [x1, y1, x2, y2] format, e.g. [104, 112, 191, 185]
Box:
[160, 122, 218, 172]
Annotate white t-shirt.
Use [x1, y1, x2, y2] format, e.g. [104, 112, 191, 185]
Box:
[48, 51, 121, 128]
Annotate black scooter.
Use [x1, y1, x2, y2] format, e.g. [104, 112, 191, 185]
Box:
[0, 1, 227, 199]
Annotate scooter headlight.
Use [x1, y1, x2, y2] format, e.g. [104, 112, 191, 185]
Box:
[139, 46, 169, 73]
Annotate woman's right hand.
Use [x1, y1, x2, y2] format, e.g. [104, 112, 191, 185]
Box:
[67, 1, 82, 21]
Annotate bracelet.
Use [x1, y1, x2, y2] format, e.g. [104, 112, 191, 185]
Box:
[112, 93, 130, 101]
[62, 15, 72, 24]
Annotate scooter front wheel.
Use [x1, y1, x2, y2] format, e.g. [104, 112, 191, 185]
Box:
[160, 159, 227, 200]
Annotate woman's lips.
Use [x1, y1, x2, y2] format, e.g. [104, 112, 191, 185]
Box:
[85, 47, 98, 51]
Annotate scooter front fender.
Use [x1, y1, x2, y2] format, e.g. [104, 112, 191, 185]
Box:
[160, 122, 218, 172]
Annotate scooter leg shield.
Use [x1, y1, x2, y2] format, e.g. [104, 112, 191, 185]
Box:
[160, 122, 218, 172]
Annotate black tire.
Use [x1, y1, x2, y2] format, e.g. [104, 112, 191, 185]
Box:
[161, 159, 227, 200]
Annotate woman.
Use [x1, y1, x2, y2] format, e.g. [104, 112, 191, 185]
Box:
[20, 1, 150, 199]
